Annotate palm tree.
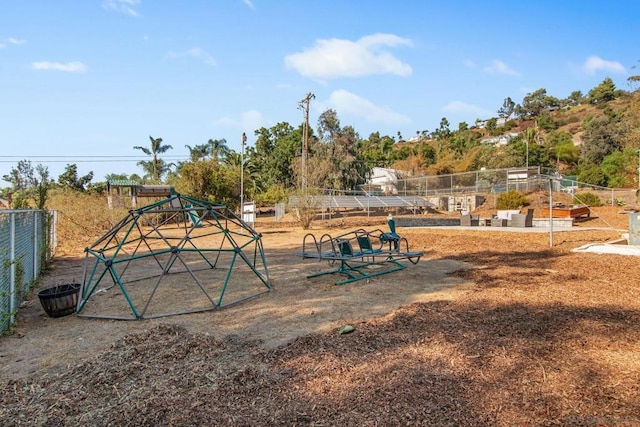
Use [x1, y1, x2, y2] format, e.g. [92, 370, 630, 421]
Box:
[134, 136, 173, 182]
[185, 143, 211, 161]
[208, 138, 229, 163]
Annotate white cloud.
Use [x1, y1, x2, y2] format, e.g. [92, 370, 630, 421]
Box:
[8, 38, 26, 45]
[285, 33, 413, 80]
[214, 110, 269, 136]
[0, 37, 26, 49]
[102, 0, 141, 17]
[483, 59, 520, 76]
[240, 110, 267, 132]
[166, 47, 217, 67]
[31, 61, 87, 73]
[582, 55, 626, 75]
[463, 59, 477, 68]
[442, 101, 493, 119]
[328, 89, 410, 125]
[242, 0, 255, 10]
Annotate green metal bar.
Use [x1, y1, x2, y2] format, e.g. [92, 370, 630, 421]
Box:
[307, 258, 407, 286]
[233, 246, 271, 289]
[335, 262, 406, 285]
[217, 251, 238, 306]
[77, 261, 111, 312]
[106, 263, 141, 318]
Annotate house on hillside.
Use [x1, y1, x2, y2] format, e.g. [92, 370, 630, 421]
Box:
[480, 132, 519, 146]
[476, 117, 507, 129]
[365, 167, 398, 195]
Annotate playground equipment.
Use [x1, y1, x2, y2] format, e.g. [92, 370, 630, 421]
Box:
[77, 194, 271, 320]
[296, 217, 423, 285]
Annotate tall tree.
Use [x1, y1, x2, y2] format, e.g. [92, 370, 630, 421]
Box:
[312, 109, 366, 191]
[580, 115, 624, 164]
[249, 122, 302, 190]
[207, 138, 229, 163]
[587, 77, 617, 105]
[2, 159, 34, 193]
[514, 88, 559, 119]
[185, 143, 211, 161]
[567, 90, 585, 106]
[2, 160, 51, 208]
[134, 136, 173, 182]
[58, 164, 94, 191]
[497, 97, 515, 119]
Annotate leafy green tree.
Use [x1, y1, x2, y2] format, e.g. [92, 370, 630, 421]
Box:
[417, 142, 436, 166]
[567, 90, 585, 106]
[2, 159, 34, 194]
[449, 130, 478, 157]
[2, 160, 52, 208]
[497, 97, 515, 119]
[536, 114, 558, 132]
[250, 122, 303, 190]
[33, 165, 51, 209]
[134, 136, 173, 182]
[433, 117, 451, 139]
[514, 88, 559, 119]
[58, 164, 94, 191]
[580, 115, 624, 164]
[601, 150, 636, 187]
[361, 132, 396, 169]
[175, 160, 241, 209]
[587, 77, 616, 105]
[578, 165, 608, 187]
[546, 130, 578, 168]
[485, 117, 498, 135]
[310, 109, 366, 191]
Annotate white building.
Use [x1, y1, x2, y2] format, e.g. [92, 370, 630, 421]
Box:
[367, 167, 399, 195]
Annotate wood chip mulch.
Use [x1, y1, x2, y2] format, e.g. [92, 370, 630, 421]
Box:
[1, 207, 640, 426]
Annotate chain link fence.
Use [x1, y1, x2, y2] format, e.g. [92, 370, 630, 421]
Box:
[0, 210, 56, 334]
[359, 167, 638, 208]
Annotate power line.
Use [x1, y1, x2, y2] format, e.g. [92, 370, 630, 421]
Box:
[0, 156, 191, 164]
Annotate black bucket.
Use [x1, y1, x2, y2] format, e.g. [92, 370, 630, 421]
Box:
[37, 284, 81, 318]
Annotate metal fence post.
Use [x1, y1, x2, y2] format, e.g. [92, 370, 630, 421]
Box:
[9, 212, 16, 325]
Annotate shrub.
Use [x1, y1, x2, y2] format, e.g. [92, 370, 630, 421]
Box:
[289, 190, 320, 230]
[573, 192, 601, 207]
[496, 190, 529, 210]
[577, 166, 608, 187]
[254, 184, 289, 207]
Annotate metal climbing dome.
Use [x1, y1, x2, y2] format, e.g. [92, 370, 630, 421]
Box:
[77, 194, 271, 320]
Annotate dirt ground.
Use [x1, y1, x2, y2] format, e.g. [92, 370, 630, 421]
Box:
[1, 206, 639, 426]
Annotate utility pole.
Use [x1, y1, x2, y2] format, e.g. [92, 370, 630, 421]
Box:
[298, 92, 314, 193]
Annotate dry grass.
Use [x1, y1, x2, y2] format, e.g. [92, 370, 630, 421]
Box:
[1, 197, 640, 426]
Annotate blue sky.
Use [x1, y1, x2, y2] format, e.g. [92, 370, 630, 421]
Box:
[1, 0, 637, 182]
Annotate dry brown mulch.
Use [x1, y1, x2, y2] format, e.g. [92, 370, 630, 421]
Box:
[1, 207, 640, 426]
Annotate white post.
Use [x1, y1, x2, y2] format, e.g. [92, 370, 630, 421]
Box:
[637, 150, 640, 191]
[241, 132, 247, 215]
[549, 178, 554, 248]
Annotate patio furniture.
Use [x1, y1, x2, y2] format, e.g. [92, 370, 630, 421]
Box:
[460, 214, 480, 226]
[509, 209, 534, 227]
